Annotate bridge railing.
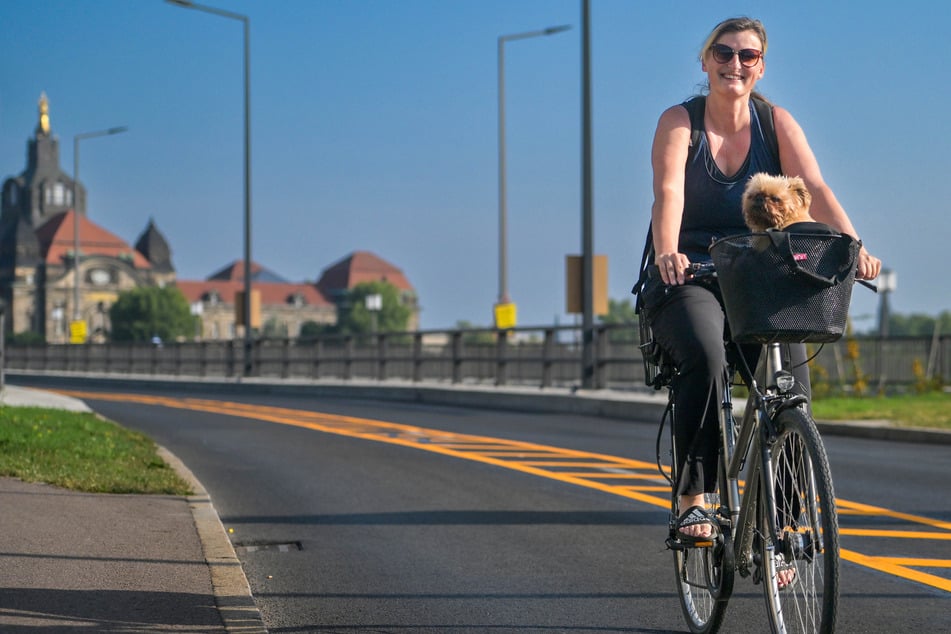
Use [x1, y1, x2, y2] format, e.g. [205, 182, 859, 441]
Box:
[4, 325, 947, 392]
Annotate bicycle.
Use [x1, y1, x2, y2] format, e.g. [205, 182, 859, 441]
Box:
[638, 231, 871, 634]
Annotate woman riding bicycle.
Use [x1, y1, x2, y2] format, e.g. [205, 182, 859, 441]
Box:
[640, 16, 881, 554]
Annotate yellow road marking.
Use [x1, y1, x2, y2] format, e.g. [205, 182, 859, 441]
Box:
[60, 389, 951, 594]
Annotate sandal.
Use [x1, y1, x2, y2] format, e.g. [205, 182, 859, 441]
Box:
[774, 554, 798, 590]
[675, 505, 720, 546]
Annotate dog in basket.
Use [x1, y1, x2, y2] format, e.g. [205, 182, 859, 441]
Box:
[741, 172, 833, 233]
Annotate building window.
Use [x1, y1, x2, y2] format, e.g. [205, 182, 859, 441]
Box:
[53, 182, 65, 205]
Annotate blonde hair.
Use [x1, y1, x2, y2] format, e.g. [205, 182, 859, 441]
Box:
[699, 17, 768, 62]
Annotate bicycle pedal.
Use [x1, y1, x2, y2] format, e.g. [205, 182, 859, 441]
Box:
[666, 536, 715, 550]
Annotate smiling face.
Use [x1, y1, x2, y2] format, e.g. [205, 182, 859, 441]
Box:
[701, 30, 765, 96]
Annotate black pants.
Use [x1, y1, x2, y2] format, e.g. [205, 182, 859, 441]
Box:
[647, 283, 811, 498]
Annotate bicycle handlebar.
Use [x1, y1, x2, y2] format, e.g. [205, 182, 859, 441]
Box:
[649, 261, 878, 292]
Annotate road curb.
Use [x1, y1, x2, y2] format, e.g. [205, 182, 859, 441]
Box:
[157, 446, 268, 633]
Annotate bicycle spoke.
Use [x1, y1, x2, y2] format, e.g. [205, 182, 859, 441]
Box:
[760, 408, 838, 634]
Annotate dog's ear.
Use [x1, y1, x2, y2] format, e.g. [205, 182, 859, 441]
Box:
[788, 176, 812, 209]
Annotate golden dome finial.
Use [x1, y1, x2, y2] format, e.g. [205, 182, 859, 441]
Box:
[37, 92, 50, 135]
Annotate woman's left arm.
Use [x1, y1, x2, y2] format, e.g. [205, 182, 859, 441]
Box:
[773, 106, 882, 280]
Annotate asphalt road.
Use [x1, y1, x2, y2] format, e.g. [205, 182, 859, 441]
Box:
[76, 388, 950, 633]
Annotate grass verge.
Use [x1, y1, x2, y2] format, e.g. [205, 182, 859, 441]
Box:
[811, 391, 951, 430]
[0, 405, 192, 495]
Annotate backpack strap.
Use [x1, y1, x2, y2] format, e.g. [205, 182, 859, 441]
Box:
[751, 95, 781, 171]
[683, 96, 706, 165]
[631, 223, 654, 314]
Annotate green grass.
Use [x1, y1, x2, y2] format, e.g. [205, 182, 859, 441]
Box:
[810, 391, 951, 430]
[0, 406, 192, 495]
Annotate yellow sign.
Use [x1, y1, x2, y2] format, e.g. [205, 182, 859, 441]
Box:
[69, 320, 87, 344]
[494, 302, 517, 330]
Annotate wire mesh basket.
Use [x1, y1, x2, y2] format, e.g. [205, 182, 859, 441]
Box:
[709, 232, 860, 344]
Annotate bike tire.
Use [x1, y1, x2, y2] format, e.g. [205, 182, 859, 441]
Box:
[673, 492, 734, 633]
[759, 407, 839, 634]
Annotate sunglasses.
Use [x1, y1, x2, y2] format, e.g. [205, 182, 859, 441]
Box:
[709, 43, 763, 67]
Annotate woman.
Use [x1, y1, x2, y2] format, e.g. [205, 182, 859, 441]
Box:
[645, 17, 881, 551]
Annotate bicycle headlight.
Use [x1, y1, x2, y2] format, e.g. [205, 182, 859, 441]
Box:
[775, 371, 796, 393]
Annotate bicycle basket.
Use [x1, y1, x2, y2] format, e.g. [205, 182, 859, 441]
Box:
[709, 231, 860, 344]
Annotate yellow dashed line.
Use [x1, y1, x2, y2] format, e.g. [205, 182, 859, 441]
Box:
[59, 389, 951, 595]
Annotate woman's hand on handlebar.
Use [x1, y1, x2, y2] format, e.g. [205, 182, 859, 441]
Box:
[856, 246, 881, 281]
[655, 251, 692, 286]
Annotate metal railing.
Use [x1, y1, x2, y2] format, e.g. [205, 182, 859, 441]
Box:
[4, 325, 948, 392]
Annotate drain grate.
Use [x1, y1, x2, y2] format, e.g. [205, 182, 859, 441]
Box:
[233, 540, 303, 554]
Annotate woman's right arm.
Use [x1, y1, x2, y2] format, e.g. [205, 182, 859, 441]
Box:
[651, 105, 692, 285]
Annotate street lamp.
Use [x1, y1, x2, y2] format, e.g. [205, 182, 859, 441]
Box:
[496, 23, 571, 318]
[72, 126, 128, 333]
[166, 0, 253, 377]
[877, 269, 897, 338]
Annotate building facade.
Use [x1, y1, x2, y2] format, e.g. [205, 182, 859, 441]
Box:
[1, 95, 418, 343]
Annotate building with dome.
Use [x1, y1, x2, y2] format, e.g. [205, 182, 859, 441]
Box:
[0, 94, 178, 343]
[0, 94, 418, 343]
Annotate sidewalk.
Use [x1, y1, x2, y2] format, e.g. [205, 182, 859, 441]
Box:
[0, 385, 267, 632]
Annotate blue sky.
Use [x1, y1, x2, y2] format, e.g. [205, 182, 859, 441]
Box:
[2, 1, 948, 331]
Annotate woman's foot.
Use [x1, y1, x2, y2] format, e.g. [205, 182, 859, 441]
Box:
[775, 555, 797, 589]
[678, 494, 714, 539]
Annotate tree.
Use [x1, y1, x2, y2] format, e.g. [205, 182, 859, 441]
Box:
[456, 320, 495, 345]
[298, 320, 333, 340]
[109, 286, 196, 343]
[336, 281, 411, 335]
[598, 298, 639, 343]
[261, 317, 288, 339]
[886, 311, 951, 336]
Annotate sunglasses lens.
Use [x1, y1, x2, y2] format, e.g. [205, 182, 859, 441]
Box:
[710, 44, 762, 67]
[711, 44, 733, 64]
[738, 49, 762, 67]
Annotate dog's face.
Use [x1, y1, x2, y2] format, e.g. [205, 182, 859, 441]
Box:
[742, 173, 812, 231]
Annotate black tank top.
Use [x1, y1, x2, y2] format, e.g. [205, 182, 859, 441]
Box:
[679, 100, 781, 262]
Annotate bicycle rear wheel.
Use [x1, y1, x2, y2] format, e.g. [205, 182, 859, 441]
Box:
[673, 492, 733, 633]
[759, 407, 839, 634]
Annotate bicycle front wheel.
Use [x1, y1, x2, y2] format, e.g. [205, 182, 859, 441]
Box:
[759, 407, 839, 634]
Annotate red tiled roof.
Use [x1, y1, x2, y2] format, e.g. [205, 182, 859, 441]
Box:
[175, 279, 331, 307]
[36, 210, 151, 268]
[316, 251, 413, 294]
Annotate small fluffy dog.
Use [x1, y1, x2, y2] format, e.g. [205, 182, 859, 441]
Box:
[741, 173, 815, 232]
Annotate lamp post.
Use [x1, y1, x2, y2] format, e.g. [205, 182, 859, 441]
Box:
[580, 0, 595, 388]
[876, 268, 897, 391]
[877, 269, 897, 338]
[496, 23, 571, 317]
[72, 126, 128, 335]
[167, 0, 253, 377]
